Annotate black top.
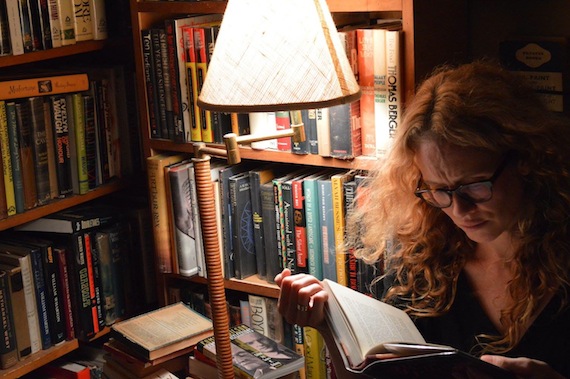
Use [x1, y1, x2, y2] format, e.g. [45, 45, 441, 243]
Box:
[381, 272, 570, 378]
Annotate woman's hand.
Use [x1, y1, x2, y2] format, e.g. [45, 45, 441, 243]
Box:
[275, 269, 329, 330]
[481, 355, 566, 379]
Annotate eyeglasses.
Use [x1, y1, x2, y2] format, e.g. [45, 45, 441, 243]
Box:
[414, 156, 510, 208]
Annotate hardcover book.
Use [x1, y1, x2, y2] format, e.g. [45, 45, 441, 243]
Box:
[0, 269, 17, 369]
[111, 302, 213, 361]
[230, 171, 256, 279]
[28, 97, 51, 205]
[196, 324, 304, 379]
[323, 279, 515, 379]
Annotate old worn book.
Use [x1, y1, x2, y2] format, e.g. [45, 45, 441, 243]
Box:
[323, 279, 515, 378]
[111, 302, 213, 361]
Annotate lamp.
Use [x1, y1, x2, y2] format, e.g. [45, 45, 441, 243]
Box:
[193, 0, 360, 377]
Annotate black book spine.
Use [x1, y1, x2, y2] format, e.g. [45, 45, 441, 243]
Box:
[49, 95, 73, 197]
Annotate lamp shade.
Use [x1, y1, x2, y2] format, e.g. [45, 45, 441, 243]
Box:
[197, 0, 361, 112]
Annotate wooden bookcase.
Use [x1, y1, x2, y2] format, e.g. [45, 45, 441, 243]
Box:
[0, 5, 135, 379]
[129, 0, 469, 303]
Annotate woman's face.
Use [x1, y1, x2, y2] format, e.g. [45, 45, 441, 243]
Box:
[414, 140, 525, 244]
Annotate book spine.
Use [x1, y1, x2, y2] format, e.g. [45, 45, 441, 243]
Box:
[41, 242, 66, 344]
[168, 163, 200, 277]
[265, 297, 284, 344]
[303, 326, 326, 379]
[85, 232, 104, 331]
[4, 267, 32, 359]
[5, 0, 24, 55]
[293, 324, 306, 379]
[261, 182, 279, 282]
[72, 0, 93, 41]
[0, 101, 16, 217]
[248, 294, 268, 336]
[108, 226, 126, 320]
[146, 153, 186, 274]
[15, 101, 39, 210]
[187, 165, 205, 277]
[304, 176, 323, 280]
[386, 30, 401, 142]
[292, 177, 309, 273]
[49, 95, 73, 197]
[181, 25, 200, 142]
[82, 94, 97, 189]
[316, 108, 330, 157]
[36, 0, 53, 49]
[28, 246, 52, 349]
[164, 19, 184, 142]
[43, 100, 59, 200]
[305, 109, 318, 155]
[373, 28, 390, 156]
[5, 102, 24, 214]
[150, 28, 169, 140]
[0, 127, 8, 219]
[25, 0, 42, 51]
[291, 110, 310, 155]
[94, 231, 116, 325]
[281, 180, 295, 272]
[0, 74, 89, 101]
[273, 179, 285, 276]
[249, 170, 274, 280]
[331, 172, 351, 286]
[54, 247, 75, 340]
[47, 0, 62, 47]
[357, 29, 376, 157]
[344, 180, 358, 291]
[91, 0, 107, 40]
[66, 232, 95, 340]
[275, 111, 292, 152]
[57, 0, 76, 45]
[18, 0, 34, 52]
[194, 27, 214, 143]
[158, 27, 175, 140]
[17, 254, 42, 353]
[318, 177, 336, 281]
[28, 97, 51, 206]
[0, 270, 17, 369]
[249, 112, 277, 150]
[230, 173, 256, 279]
[72, 93, 89, 194]
[141, 28, 161, 139]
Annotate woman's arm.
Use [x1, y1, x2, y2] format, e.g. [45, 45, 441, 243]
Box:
[275, 269, 362, 379]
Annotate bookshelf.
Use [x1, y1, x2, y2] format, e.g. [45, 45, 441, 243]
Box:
[0, 1, 136, 378]
[130, 0, 469, 304]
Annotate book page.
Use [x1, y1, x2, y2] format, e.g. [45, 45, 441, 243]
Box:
[324, 279, 425, 361]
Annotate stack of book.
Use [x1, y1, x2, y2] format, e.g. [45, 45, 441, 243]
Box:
[103, 302, 214, 379]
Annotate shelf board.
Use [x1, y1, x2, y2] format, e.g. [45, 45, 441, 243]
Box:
[148, 139, 379, 170]
[135, 0, 402, 13]
[0, 40, 111, 68]
[170, 274, 280, 299]
[0, 340, 79, 378]
[0, 180, 130, 231]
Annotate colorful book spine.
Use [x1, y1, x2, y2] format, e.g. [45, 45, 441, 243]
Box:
[49, 95, 73, 198]
[386, 30, 402, 143]
[331, 170, 355, 286]
[0, 101, 16, 217]
[357, 28, 376, 157]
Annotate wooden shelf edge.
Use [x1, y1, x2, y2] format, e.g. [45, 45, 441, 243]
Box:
[0, 339, 79, 378]
[168, 274, 280, 299]
[134, 0, 403, 13]
[0, 40, 111, 68]
[148, 139, 379, 170]
[0, 180, 130, 231]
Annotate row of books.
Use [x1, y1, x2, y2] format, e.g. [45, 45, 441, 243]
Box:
[0, 198, 156, 369]
[0, 0, 108, 57]
[149, 152, 383, 291]
[140, 14, 403, 160]
[0, 67, 133, 220]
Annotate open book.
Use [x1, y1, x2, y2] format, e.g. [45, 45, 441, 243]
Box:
[323, 279, 516, 378]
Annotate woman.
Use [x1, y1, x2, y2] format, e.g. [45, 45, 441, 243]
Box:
[277, 61, 570, 378]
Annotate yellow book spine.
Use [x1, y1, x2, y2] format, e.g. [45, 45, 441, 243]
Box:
[0, 101, 16, 216]
[331, 173, 348, 286]
[303, 327, 326, 379]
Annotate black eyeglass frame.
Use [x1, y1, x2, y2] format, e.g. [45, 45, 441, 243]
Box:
[414, 155, 510, 208]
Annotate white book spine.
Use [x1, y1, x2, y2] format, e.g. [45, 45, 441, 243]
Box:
[5, 0, 24, 55]
[73, 0, 93, 41]
[91, 0, 107, 40]
[58, 0, 76, 45]
[19, 256, 42, 354]
[47, 0, 62, 47]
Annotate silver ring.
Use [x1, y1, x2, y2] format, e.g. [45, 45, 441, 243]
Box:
[296, 304, 309, 312]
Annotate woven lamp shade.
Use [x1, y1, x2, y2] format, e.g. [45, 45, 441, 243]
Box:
[197, 0, 361, 112]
